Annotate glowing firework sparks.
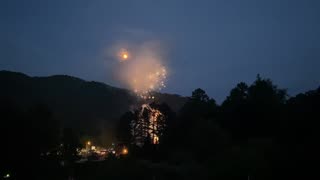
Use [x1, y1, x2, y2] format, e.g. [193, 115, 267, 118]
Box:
[133, 64, 167, 99]
[115, 43, 168, 100]
[132, 104, 165, 145]
[118, 49, 130, 61]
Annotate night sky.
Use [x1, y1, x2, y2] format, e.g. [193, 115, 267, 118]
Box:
[1, 0, 320, 103]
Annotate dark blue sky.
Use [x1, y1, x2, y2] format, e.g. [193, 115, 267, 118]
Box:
[1, 0, 320, 102]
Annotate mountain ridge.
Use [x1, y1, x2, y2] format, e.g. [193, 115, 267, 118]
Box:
[0, 70, 187, 142]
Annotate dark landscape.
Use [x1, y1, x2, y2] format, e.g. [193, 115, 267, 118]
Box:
[1, 71, 318, 179]
[1, 0, 319, 179]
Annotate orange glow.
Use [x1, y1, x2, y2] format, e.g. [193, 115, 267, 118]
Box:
[153, 136, 159, 144]
[119, 49, 130, 61]
[136, 104, 164, 145]
[122, 148, 128, 155]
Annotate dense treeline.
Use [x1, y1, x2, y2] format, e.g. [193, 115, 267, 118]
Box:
[117, 75, 319, 179]
[1, 74, 318, 179]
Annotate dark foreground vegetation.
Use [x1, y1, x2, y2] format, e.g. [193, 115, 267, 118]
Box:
[1, 72, 318, 179]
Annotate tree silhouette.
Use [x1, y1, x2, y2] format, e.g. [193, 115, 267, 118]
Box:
[248, 74, 287, 106]
[180, 88, 217, 120]
[221, 75, 287, 139]
[222, 82, 248, 110]
[62, 128, 80, 163]
[169, 88, 221, 162]
[124, 102, 173, 147]
[191, 88, 210, 102]
[26, 104, 60, 155]
[116, 111, 134, 144]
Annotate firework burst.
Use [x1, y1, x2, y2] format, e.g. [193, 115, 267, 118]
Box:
[115, 42, 168, 100]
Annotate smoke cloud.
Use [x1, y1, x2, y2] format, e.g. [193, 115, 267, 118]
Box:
[107, 41, 168, 99]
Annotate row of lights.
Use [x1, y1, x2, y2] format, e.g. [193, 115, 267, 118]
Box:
[86, 141, 128, 155]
